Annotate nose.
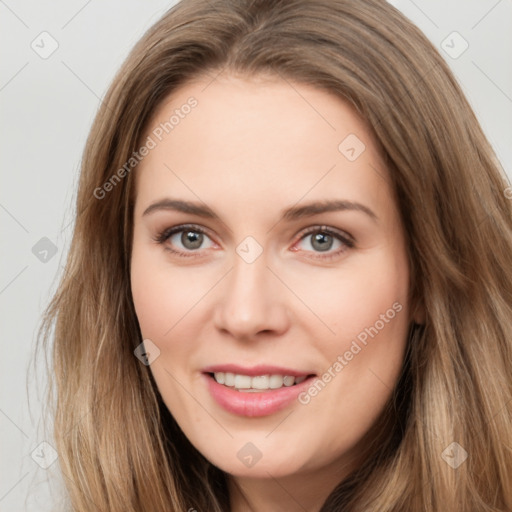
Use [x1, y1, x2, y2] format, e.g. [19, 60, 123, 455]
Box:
[213, 252, 290, 340]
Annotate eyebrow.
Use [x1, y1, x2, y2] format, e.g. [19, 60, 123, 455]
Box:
[142, 198, 378, 223]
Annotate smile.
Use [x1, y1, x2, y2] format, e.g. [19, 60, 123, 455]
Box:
[202, 365, 316, 417]
[212, 372, 308, 391]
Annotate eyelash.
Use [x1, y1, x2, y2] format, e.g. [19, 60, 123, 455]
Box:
[152, 223, 355, 260]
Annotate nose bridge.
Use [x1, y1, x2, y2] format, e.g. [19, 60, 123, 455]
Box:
[232, 250, 270, 299]
[214, 247, 289, 338]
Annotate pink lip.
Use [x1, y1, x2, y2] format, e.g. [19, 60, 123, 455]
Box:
[202, 371, 316, 417]
[202, 364, 312, 377]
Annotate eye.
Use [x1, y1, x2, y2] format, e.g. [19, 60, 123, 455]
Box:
[153, 224, 215, 257]
[294, 226, 354, 259]
[153, 223, 354, 260]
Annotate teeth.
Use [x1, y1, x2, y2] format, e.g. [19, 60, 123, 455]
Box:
[269, 375, 284, 388]
[224, 372, 235, 386]
[213, 372, 308, 391]
[283, 376, 295, 387]
[234, 374, 252, 389]
[252, 375, 270, 389]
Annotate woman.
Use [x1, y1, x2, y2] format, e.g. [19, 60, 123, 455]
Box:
[39, 0, 512, 510]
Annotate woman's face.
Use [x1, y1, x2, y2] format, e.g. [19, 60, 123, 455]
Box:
[131, 72, 414, 485]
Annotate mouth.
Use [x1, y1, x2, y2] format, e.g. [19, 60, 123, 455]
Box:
[201, 365, 317, 417]
[207, 371, 310, 392]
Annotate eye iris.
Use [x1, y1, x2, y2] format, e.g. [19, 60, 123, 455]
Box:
[311, 232, 333, 252]
[181, 231, 203, 250]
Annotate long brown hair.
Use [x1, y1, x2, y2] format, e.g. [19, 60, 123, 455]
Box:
[38, 0, 512, 510]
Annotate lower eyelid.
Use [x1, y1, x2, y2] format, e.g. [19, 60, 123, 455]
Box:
[294, 242, 350, 261]
[163, 245, 204, 258]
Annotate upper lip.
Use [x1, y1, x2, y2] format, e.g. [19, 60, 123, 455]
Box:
[202, 364, 315, 377]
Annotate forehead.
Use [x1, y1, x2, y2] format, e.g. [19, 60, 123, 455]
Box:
[134, 73, 391, 220]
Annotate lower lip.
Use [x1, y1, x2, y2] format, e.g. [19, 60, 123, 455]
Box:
[203, 373, 315, 417]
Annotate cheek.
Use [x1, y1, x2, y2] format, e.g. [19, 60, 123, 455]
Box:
[296, 248, 409, 379]
[297, 249, 410, 443]
[130, 239, 225, 393]
[291, 245, 409, 343]
[130, 239, 207, 342]
[130, 242, 202, 413]
[130, 249, 170, 340]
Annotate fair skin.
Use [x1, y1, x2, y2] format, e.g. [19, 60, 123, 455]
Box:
[130, 72, 419, 511]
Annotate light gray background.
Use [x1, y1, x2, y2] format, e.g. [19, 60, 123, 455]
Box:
[1, 1, 511, 510]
